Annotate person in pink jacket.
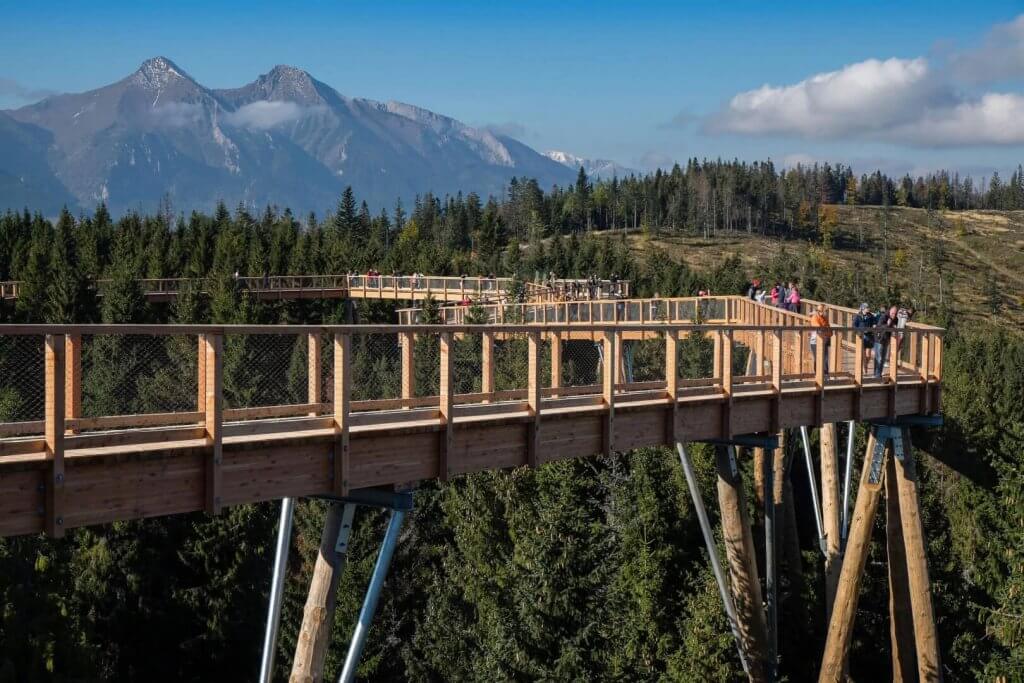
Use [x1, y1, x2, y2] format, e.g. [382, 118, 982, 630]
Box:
[786, 281, 801, 312]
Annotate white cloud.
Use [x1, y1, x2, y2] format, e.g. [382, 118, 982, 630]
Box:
[705, 58, 952, 139]
[704, 49, 1024, 147]
[951, 14, 1024, 84]
[224, 101, 316, 130]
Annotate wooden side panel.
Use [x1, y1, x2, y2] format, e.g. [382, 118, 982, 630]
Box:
[0, 470, 44, 536]
[348, 431, 439, 489]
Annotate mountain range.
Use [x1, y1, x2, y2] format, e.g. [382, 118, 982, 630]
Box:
[543, 150, 638, 180]
[0, 57, 581, 216]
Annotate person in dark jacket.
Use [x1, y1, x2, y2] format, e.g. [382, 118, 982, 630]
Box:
[852, 303, 876, 376]
[873, 305, 899, 378]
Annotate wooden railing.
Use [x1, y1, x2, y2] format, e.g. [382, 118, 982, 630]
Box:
[0, 318, 943, 537]
[0, 274, 628, 303]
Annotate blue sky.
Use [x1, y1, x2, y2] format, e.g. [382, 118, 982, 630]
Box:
[3, 1, 1024, 178]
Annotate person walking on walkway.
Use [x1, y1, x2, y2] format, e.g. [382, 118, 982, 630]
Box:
[874, 305, 899, 378]
[853, 302, 876, 376]
[809, 303, 833, 374]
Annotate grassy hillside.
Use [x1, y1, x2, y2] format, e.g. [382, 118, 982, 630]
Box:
[618, 205, 1024, 326]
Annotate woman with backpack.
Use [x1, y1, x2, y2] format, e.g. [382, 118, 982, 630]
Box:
[853, 303, 876, 375]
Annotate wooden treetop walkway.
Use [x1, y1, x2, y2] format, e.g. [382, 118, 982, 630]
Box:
[0, 295, 942, 538]
[0, 274, 629, 304]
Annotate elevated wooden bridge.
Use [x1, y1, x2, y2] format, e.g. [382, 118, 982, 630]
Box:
[0, 292, 944, 682]
[0, 274, 628, 304]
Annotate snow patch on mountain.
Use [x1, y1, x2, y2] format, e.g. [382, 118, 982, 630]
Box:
[544, 149, 638, 179]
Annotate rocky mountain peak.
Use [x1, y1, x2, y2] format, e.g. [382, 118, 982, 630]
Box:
[131, 57, 195, 90]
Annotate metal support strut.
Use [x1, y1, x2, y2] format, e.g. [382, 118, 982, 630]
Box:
[841, 420, 855, 546]
[338, 507, 407, 683]
[799, 426, 827, 555]
[763, 445, 778, 681]
[259, 497, 295, 683]
[674, 442, 751, 677]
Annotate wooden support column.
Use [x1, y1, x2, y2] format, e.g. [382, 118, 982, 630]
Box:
[665, 329, 679, 443]
[819, 430, 889, 682]
[549, 331, 562, 397]
[307, 332, 321, 413]
[885, 454, 917, 681]
[290, 502, 352, 683]
[44, 334, 66, 537]
[889, 338, 899, 419]
[715, 444, 770, 682]
[820, 423, 842, 617]
[721, 329, 733, 437]
[894, 429, 942, 681]
[439, 332, 454, 479]
[527, 331, 541, 468]
[400, 331, 415, 404]
[64, 333, 81, 434]
[602, 330, 615, 456]
[203, 333, 223, 515]
[333, 333, 351, 496]
[481, 331, 494, 402]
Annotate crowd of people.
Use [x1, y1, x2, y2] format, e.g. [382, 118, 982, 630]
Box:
[744, 276, 915, 380]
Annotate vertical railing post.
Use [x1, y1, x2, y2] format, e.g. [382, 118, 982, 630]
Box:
[400, 331, 415, 406]
[665, 328, 679, 443]
[919, 333, 931, 414]
[481, 331, 494, 402]
[63, 333, 82, 434]
[889, 335, 899, 419]
[602, 330, 616, 456]
[44, 334, 66, 537]
[549, 332, 561, 397]
[854, 335, 864, 421]
[815, 334, 826, 425]
[527, 331, 541, 468]
[439, 332, 453, 480]
[713, 330, 722, 382]
[308, 332, 321, 414]
[203, 333, 223, 515]
[721, 329, 733, 437]
[770, 329, 782, 434]
[333, 332, 351, 496]
[197, 333, 207, 413]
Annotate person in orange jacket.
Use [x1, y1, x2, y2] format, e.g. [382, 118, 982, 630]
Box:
[809, 303, 833, 374]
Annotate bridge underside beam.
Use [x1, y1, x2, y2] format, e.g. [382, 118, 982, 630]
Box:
[0, 381, 937, 537]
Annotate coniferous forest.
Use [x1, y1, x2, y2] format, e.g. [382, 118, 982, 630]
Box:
[0, 163, 1022, 681]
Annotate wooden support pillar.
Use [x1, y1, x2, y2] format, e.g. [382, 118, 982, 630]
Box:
[819, 430, 889, 682]
[549, 331, 562, 397]
[602, 331, 615, 456]
[333, 333, 351, 496]
[481, 331, 494, 402]
[820, 423, 842, 618]
[307, 332, 321, 413]
[64, 333, 81, 433]
[527, 331, 541, 468]
[439, 332, 454, 479]
[400, 331, 415, 404]
[203, 333, 223, 515]
[290, 502, 353, 683]
[886, 454, 917, 681]
[894, 429, 942, 681]
[44, 334, 66, 537]
[715, 444, 770, 682]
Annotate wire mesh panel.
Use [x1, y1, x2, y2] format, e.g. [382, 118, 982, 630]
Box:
[561, 338, 601, 388]
[628, 336, 666, 383]
[0, 335, 44, 423]
[414, 334, 441, 398]
[350, 333, 402, 401]
[675, 331, 715, 381]
[444, 334, 477, 396]
[81, 334, 197, 418]
[223, 333, 304, 409]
